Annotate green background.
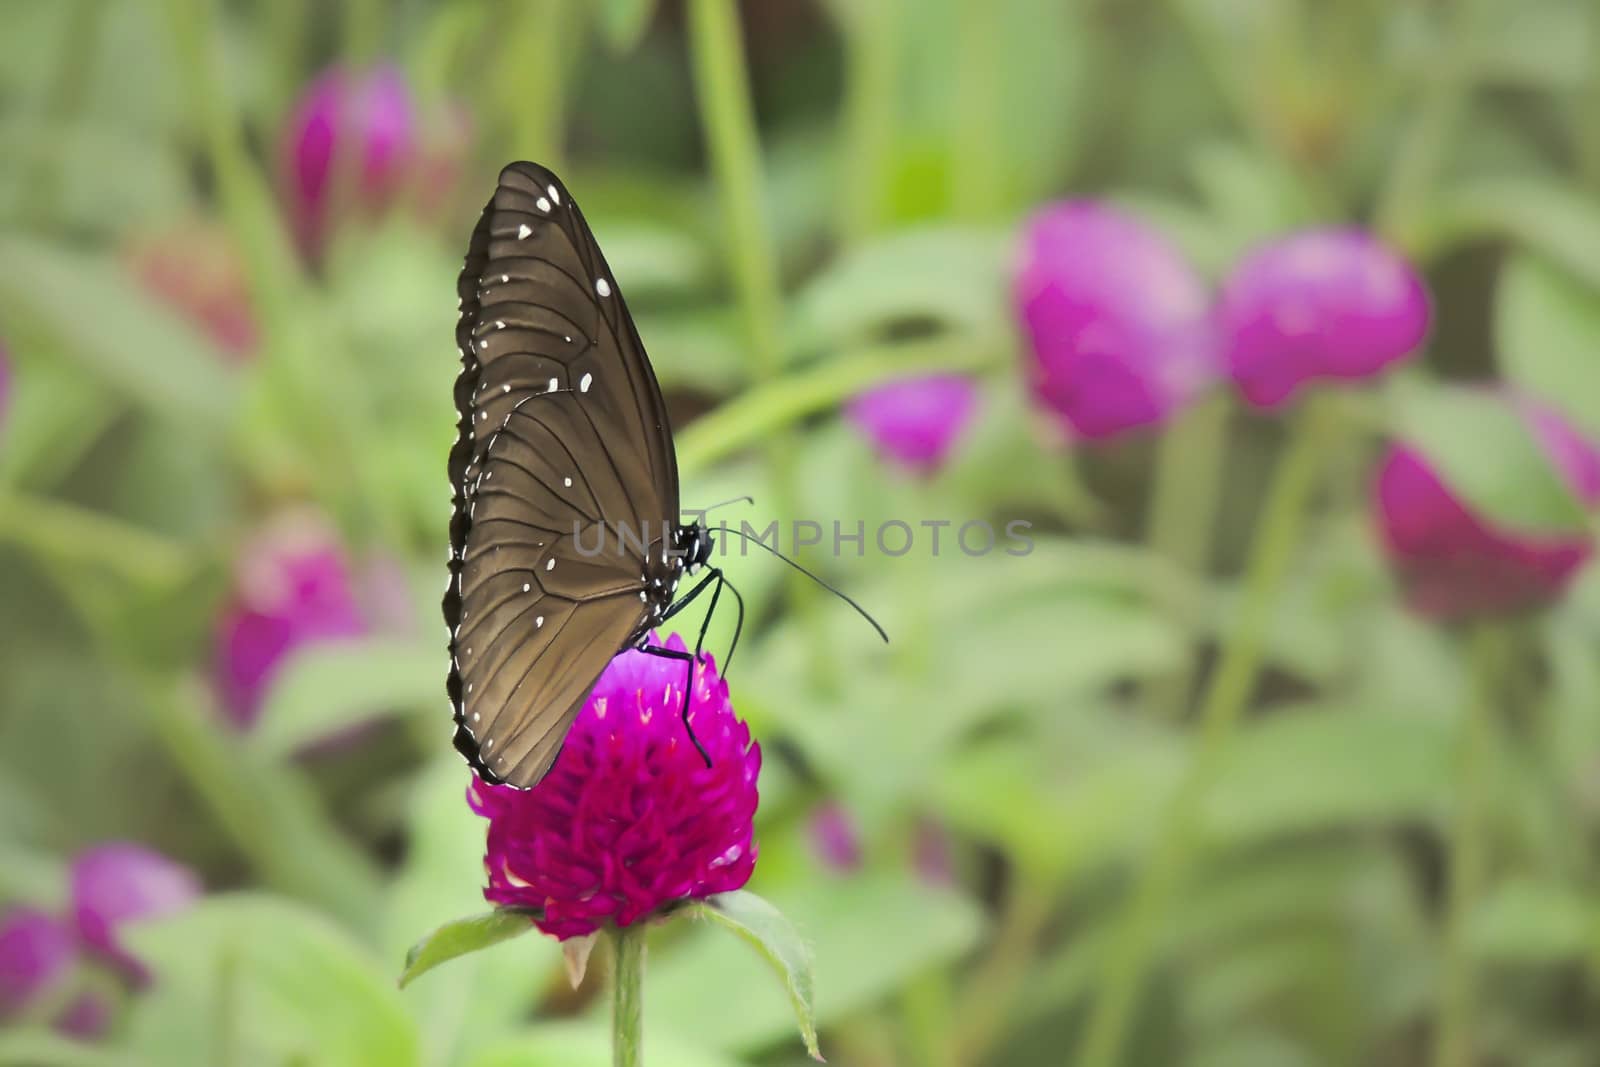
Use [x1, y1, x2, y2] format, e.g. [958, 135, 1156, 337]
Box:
[4, 1, 1600, 1065]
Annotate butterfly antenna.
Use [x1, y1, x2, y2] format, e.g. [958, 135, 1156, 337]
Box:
[715, 527, 889, 643]
[690, 495, 756, 518]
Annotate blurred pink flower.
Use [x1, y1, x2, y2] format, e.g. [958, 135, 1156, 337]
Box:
[280, 64, 418, 257]
[71, 844, 200, 984]
[125, 222, 258, 360]
[469, 634, 761, 940]
[807, 801, 863, 872]
[214, 513, 368, 728]
[1375, 399, 1600, 621]
[846, 374, 978, 475]
[1221, 229, 1430, 408]
[0, 907, 75, 1023]
[912, 817, 954, 886]
[1014, 202, 1219, 440]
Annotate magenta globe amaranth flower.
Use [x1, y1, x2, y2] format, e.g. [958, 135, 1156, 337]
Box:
[846, 374, 978, 475]
[280, 63, 417, 257]
[71, 843, 200, 982]
[469, 633, 761, 940]
[1221, 229, 1430, 408]
[1014, 202, 1218, 440]
[214, 512, 368, 728]
[1375, 400, 1600, 621]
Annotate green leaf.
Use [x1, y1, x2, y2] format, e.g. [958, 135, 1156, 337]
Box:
[1186, 141, 1319, 261]
[123, 895, 419, 1067]
[1387, 380, 1589, 535]
[137, 680, 382, 930]
[1206, 706, 1454, 842]
[692, 891, 822, 1061]
[462, 1022, 746, 1067]
[597, 0, 657, 52]
[385, 760, 554, 1064]
[934, 725, 1182, 881]
[400, 910, 539, 989]
[787, 227, 1011, 357]
[0, 361, 118, 490]
[1427, 179, 1600, 290]
[0, 237, 237, 434]
[254, 638, 442, 758]
[0, 1032, 137, 1067]
[1496, 253, 1600, 441]
[647, 877, 982, 1054]
[1468, 878, 1596, 964]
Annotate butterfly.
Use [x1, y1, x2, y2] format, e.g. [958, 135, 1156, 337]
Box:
[445, 162, 883, 789]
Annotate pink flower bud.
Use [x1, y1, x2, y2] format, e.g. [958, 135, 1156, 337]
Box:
[846, 374, 978, 475]
[0, 908, 75, 1022]
[1221, 229, 1430, 408]
[280, 64, 418, 258]
[807, 801, 863, 872]
[1375, 399, 1600, 621]
[71, 843, 200, 984]
[1015, 202, 1219, 440]
[125, 222, 258, 360]
[214, 513, 367, 728]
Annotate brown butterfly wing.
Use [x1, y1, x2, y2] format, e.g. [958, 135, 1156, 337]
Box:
[445, 163, 684, 787]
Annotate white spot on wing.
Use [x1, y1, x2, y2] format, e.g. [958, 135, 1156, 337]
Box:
[595, 278, 611, 297]
[547, 184, 560, 204]
[522, 583, 531, 592]
[546, 558, 555, 571]
[579, 372, 592, 393]
[563, 477, 572, 487]
[548, 376, 559, 392]
[517, 223, 532, 239]
[536, 196, 551, 212]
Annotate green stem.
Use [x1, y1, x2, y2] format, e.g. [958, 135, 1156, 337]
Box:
[1162, 0, 1278, 161]
[900, 969, 958, 1067]
[611, 924, 646, 1067]
[261, 0, 307, 114]
[686, 0, 786, 384]
[951, 0, 1000, 219]
[676, 335, 999, 479]
[951, 876, 1056, 1064]
[1581, 18, 1600, 195]
[1141, 392, 1231, 717]
[17, 0, 101, 225]
[341, 0, 383, 66]
[1077, 394, 1339, 1067]
[839, 0, 900, 240]
[501, 0, 574, 166]
[1373, 0, 1483, 251]
[686, 0, 823, 667]
[1433, 623, 1501, 1067]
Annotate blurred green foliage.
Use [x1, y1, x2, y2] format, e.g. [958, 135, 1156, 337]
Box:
[2, 1, 1600, 1065]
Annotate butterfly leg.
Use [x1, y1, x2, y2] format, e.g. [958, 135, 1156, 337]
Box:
[634, 643, 713, 768]
[691, 569, 725, 664]
[719, 575, 746, 678]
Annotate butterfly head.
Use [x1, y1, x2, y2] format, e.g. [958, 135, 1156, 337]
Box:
[676, 521, 714, 574]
